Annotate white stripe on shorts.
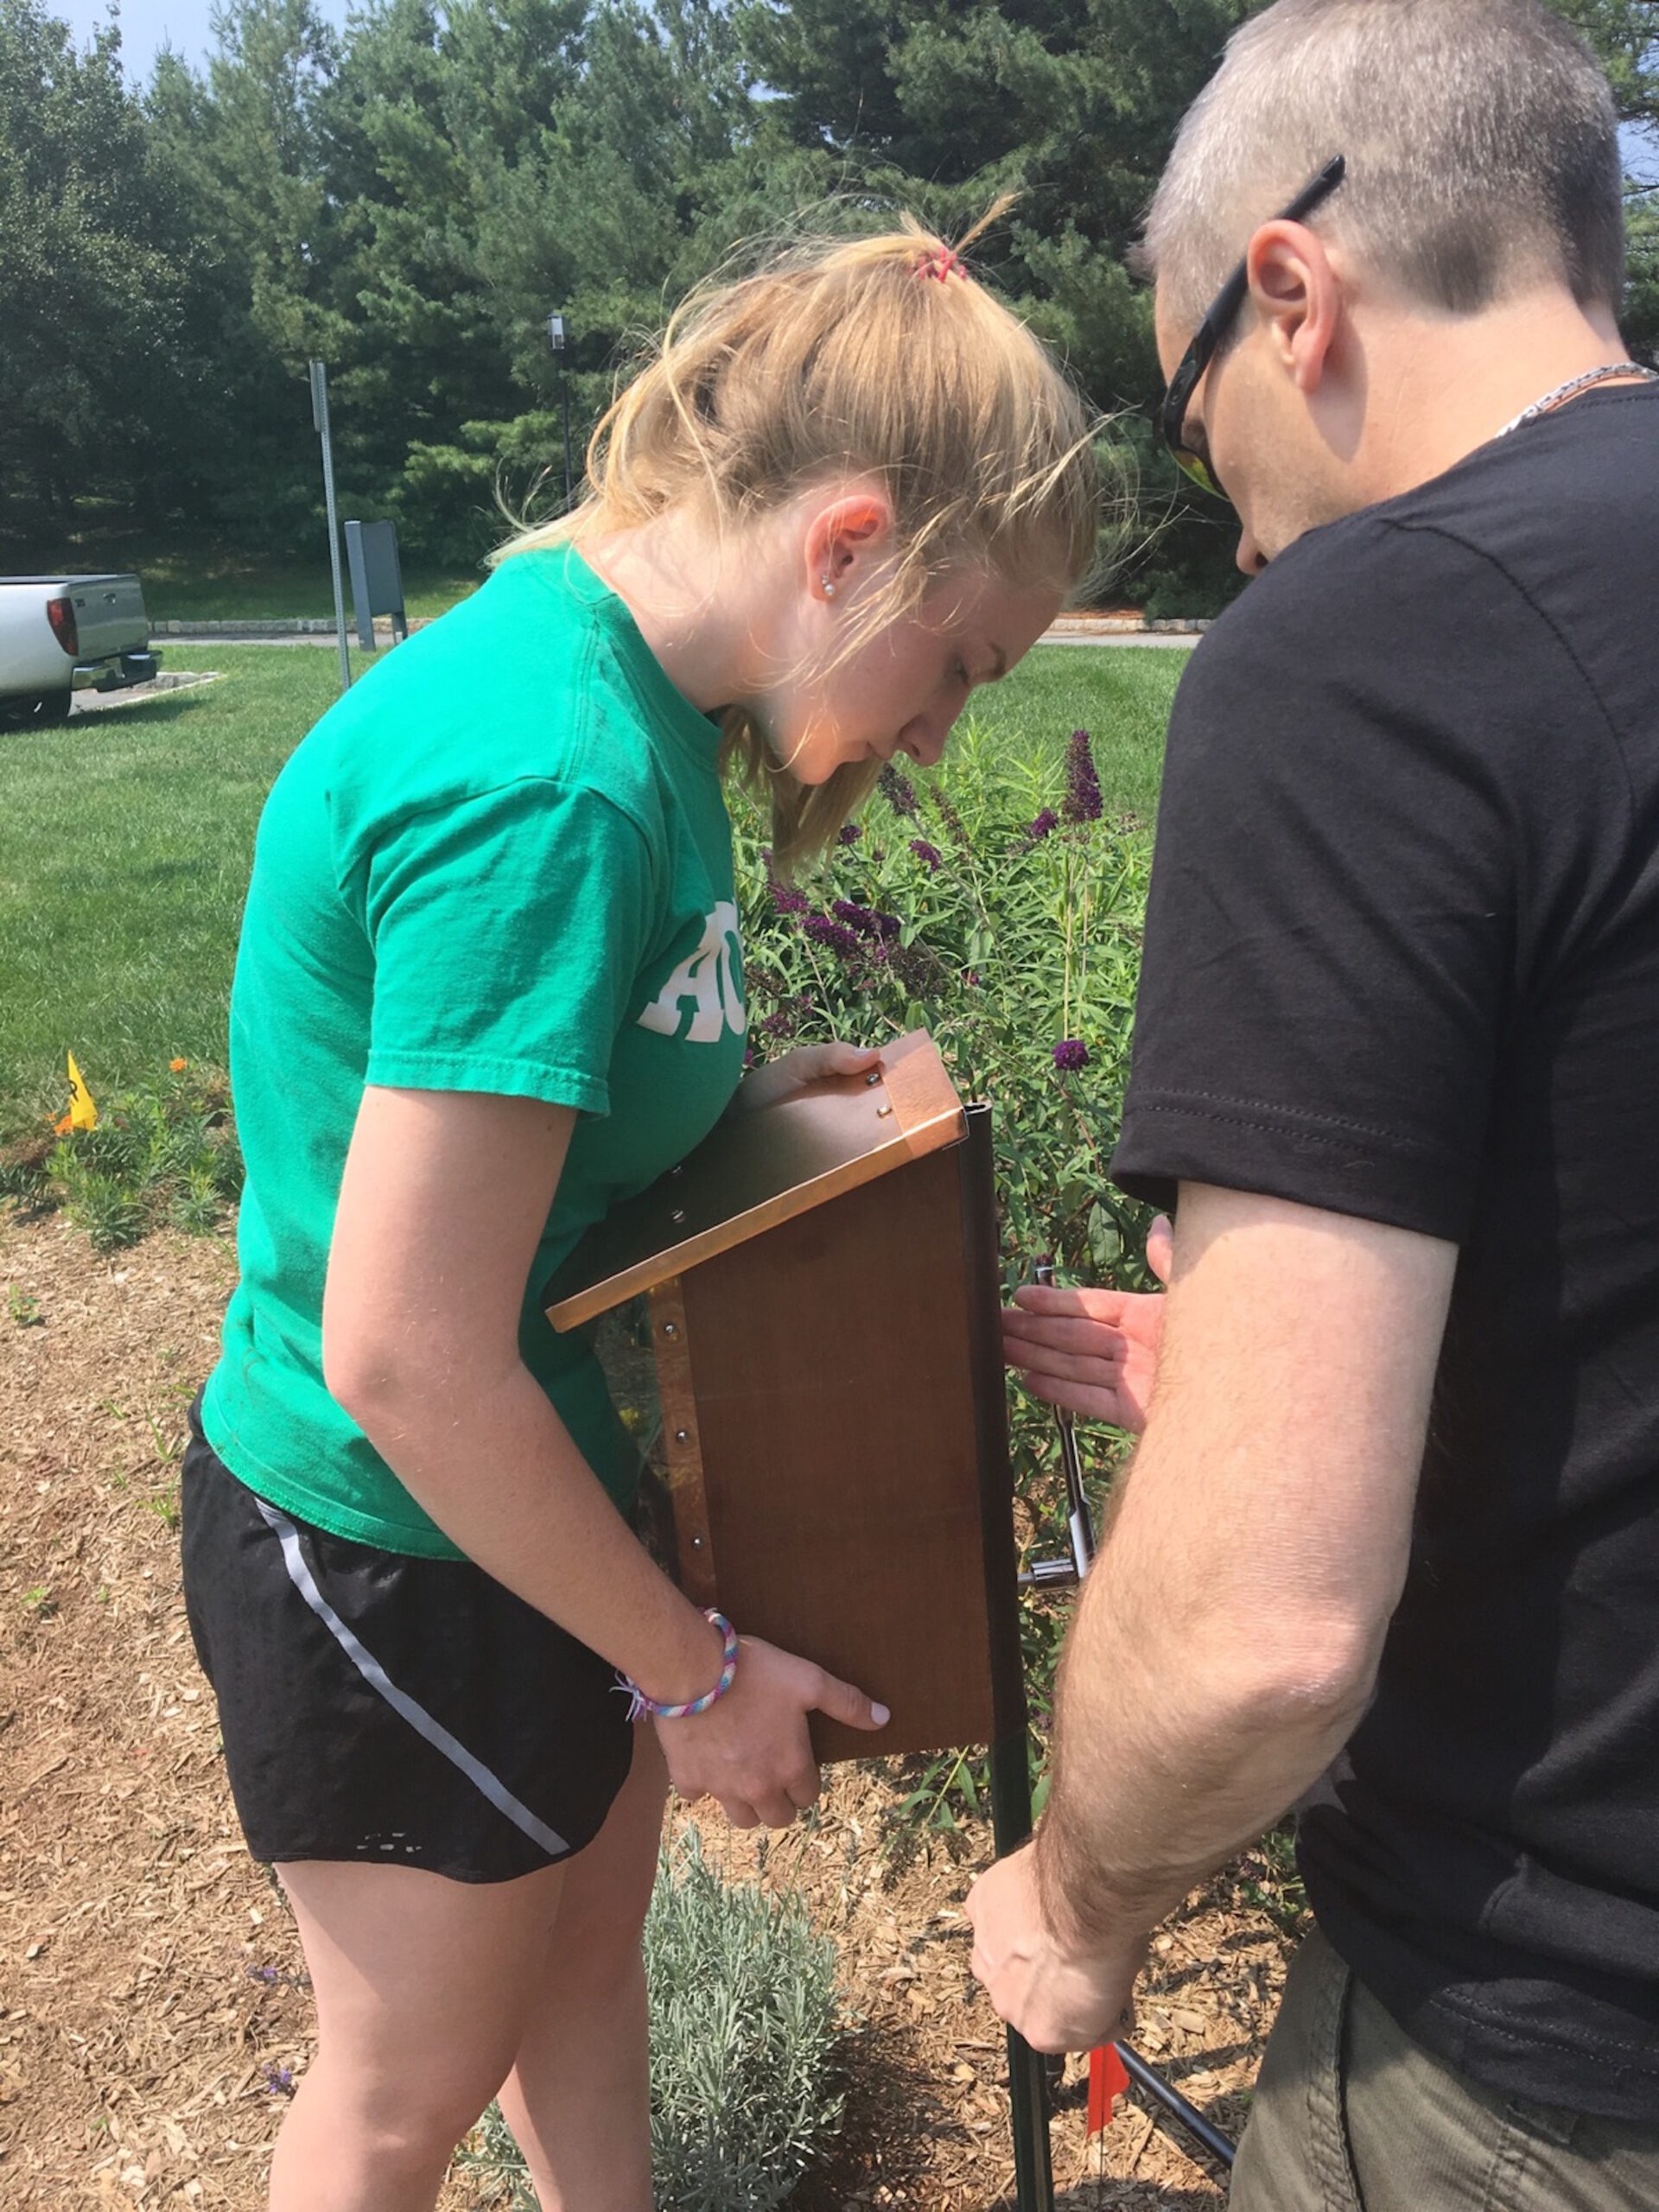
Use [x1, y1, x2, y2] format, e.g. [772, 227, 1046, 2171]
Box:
[255, 1497, 570, 1859]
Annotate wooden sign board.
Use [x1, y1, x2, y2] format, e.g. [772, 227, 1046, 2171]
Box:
[545, 1033, 1027, 1764]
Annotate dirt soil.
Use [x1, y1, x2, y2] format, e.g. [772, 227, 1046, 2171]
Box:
[1, 1208, 1294, 2209]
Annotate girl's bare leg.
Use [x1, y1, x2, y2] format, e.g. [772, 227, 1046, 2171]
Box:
[268, 1855, 566, 2212]
[496, 1729, 670, 2212]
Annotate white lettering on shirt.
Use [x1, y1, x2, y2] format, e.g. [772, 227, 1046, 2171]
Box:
[636, 900, 747, 1043]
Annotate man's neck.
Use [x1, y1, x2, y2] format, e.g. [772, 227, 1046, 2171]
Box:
[1349, 287, 1637, 509]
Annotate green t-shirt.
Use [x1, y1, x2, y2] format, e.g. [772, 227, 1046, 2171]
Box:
[202, 545, 747, 1558]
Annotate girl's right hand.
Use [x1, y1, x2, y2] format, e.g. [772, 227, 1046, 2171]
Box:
[652, 1636, 889, 1828]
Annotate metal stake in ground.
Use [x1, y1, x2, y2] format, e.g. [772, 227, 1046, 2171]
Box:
[1025, 1262, 1236, 2177]
[308, 360, 352, 695]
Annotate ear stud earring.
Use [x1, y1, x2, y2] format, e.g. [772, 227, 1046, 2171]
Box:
[822, 575, 836, 597]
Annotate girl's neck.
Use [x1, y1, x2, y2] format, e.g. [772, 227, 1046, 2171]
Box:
[582, 510, 779, 715]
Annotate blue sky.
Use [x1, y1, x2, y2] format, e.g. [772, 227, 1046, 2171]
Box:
[57, 0, 349, 75]
[49, 0, 1659, 185]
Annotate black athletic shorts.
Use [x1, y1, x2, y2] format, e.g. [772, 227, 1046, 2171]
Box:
[180, 1401, 633, 1883]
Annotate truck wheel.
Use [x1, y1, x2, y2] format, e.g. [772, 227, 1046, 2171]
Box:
[2, 690, 73, 730]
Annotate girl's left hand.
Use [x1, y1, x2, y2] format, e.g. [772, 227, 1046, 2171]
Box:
[1001, 1216, 1173, 1433]
[735, 1039, 881, 1114]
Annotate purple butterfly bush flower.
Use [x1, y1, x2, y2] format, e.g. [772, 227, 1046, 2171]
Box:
[1063, 729, 1103, 824]
[928, 785, 971, 850]
[831, 899, 900, 941]
[879, 762, 919, 817]
[1025, 808, 1059, 843]
[762, 846, 810, 917]
[909, 838, 943, 874]
[803, 915, 864, 960]
[1052, 1039, 1090, 1073]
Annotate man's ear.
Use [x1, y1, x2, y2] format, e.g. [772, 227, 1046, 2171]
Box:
[802, 489, 895, 602]
[1246, 222, 1342, 394]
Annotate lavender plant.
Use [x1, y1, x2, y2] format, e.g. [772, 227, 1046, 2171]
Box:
[463, 1833, 843, 2211]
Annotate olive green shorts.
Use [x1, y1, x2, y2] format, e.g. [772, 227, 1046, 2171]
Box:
[1230, 1927, 1659, 2212]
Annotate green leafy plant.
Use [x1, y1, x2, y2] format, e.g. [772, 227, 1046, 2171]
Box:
[6, 1283, 42, 1326]
[463, 1833, 845, 2210]
[8, 1062, 243, 1252]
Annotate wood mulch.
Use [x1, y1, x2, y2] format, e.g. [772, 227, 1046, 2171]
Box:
[1, 1207, 1294, 2209]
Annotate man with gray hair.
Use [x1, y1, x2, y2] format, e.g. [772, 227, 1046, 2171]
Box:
[969, 1, 1659, 2202]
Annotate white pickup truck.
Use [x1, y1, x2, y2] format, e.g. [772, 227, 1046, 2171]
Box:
[0, 574, 160, 728]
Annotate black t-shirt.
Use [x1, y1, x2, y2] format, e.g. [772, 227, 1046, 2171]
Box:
[1112, 385, 1659, 2122]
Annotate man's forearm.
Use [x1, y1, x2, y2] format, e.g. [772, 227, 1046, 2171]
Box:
[1035, 1517, 1373, 1943]
[1027, 1185, 1453, 1951]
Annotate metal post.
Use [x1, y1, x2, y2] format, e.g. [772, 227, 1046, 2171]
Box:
[548, 313, 574, 512]
[957, 1107, 1056, 2212]
[560, 359, 574, 512]
[308, 360, 352, 695]
[989, 1732, 1057, 2212]
[1022, 1266, 1237, 2177]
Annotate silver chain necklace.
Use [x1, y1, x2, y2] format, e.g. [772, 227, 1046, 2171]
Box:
[1496, 361, 1659, 440]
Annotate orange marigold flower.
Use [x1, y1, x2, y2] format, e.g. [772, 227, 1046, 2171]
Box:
[169, 1058, 188, 1072]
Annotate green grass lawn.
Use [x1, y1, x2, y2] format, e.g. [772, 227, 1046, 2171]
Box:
[0, 641, 1185, 1131]
[960, 644, 1179, 824]
[137, 548, 481, 625]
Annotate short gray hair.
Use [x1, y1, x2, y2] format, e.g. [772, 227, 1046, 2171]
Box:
[1143, 0, 1625, 334]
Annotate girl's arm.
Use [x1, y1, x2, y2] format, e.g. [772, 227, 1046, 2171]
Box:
[323, 1084, 887, 1827]
[1001, 1217, 1173, 1433]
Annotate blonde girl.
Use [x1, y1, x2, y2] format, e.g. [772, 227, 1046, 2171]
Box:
[181, 219, 1097, 2212]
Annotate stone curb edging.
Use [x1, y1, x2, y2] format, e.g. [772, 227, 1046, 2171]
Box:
[156, 615, 435, 636]
[1046, 615, 1212, 636]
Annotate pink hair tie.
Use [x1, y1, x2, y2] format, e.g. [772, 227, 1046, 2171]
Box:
[915, 246, 965, 283]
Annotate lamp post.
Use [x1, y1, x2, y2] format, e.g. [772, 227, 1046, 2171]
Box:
[547, 313, 574, 512]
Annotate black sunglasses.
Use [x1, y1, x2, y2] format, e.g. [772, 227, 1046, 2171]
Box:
[1160, 154, 1348, 500]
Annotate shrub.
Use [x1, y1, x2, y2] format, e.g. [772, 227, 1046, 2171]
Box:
[735, 724, 1152, 1295]
[0, 1061, 242, 1251]
[729, 717, 1160, 1816]
[462, 1832, 844, 2211]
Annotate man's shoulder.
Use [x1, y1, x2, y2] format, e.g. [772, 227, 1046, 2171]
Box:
[1191, 505, 1499, 678]
[1197, 393, 1659, 688]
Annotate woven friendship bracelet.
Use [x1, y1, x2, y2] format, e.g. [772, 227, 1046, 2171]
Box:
[619, 1611, 739, 1723]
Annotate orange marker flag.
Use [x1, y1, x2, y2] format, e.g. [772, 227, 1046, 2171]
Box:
[1086, 2044, 1131, 2138]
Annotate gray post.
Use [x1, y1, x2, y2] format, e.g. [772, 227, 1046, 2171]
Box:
[309, 360, 352, 694]
[548, 314, 574, 512]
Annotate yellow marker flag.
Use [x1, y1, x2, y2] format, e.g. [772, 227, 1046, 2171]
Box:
[65, 1052, 98, 1132]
